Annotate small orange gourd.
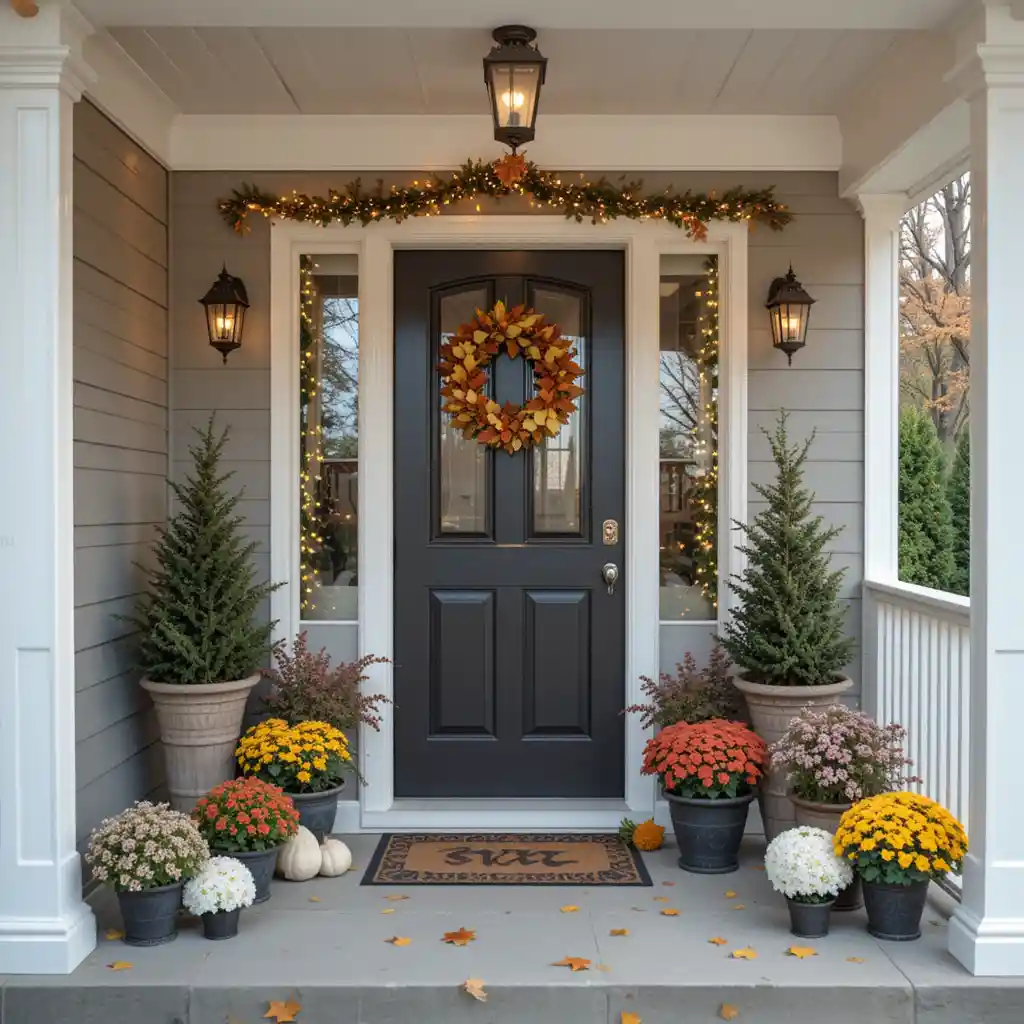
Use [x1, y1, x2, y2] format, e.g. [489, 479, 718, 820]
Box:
[632, 819, 665, 851]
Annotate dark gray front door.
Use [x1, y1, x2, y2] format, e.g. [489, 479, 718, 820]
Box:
[393, 250, 625, 798]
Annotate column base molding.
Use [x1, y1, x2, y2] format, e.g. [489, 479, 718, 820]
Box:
[950, 905, 1024, 977]
[0, 905, 95, 975]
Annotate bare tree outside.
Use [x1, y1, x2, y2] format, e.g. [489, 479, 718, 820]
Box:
[898, 174, 971, 445]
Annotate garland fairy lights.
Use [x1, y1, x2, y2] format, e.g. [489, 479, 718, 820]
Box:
[220, 159, 791, 239]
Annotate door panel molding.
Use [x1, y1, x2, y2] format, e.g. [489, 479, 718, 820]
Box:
[268, 215, 749, 829]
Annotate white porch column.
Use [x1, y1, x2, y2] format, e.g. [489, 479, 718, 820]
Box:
[0, 3, 96, 973]
[948, 3, 1024, 978]
[858, 195, 906, 586]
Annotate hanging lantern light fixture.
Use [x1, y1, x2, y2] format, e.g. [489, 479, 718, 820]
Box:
[766, 266, 815, 364]
[483, 25, 547, 152]
[199, 265, 249, 363]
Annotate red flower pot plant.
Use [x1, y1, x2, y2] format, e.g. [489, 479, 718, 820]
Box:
[192, 777, 300, 903]
[642, 719, 767, 874]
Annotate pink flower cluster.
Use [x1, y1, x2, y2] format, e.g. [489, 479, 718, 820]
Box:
[770, 704, 920, 805]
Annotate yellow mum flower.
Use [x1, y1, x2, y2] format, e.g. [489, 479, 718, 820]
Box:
[296, 770, 312, 783]
[881, 849, 895, 861]
[915, 855, 930, 873]
[898, 852, 914, 869]
[860, 838, 877, 852]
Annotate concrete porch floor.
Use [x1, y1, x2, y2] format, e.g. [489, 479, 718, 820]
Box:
[3, 836, 1023, 1024]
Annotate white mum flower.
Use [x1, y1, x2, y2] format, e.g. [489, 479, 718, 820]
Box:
[183, 857, 257, 915]
[764, 826, 853, 901]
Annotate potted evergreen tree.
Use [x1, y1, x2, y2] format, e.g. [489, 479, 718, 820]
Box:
[720, 413, 856, 840]
[131, 419, 281, 811]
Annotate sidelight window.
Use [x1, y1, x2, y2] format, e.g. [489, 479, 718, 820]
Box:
[659, 256, 719, 622]
[299, 256, 358, 622]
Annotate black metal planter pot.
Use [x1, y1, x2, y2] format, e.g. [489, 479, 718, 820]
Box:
[862, 878, 930, 941]
[289, 783, 345, 841]
[201, 908, 241, 941]
[116, 882, 183, 946]
[231, 846, 280, 904]
[787, 897, 835, 938]
[663, 789, 755, 874]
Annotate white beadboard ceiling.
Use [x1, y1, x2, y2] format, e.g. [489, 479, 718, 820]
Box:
[107, 26, 907, 116]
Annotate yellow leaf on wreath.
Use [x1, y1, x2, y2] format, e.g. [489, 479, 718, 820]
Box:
[474, 330, 489, 344]
[493, 300, 506, 321]
[463, 978, 488, 1002]
[546, 420, 560, 434]
[466, 390, 478, 404]
[534, 409, 548, 424]
[528, 345, 541, 360]
[464, 354, 477, 371]
[719, 1004, 740, 1020]
[452, 345, 466, 359]
[730, 948, 757, 960]
[506, 324, 522, 339]
[787, 946, 818, 959]
[523, 418, 537, 432]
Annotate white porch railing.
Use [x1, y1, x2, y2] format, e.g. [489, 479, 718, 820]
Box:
[863, 579, 971, 887]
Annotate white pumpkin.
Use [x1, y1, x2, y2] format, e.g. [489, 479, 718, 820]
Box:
[319, 838, 353, 877]
[276, 826, 322, 881]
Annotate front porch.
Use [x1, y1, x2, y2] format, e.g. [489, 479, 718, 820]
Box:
[7, 837, 1022, 1024]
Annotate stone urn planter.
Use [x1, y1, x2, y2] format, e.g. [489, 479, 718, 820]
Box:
[141, 674, 260, 812]
[791, 794, 863, 911]
[732, 674, 853, 840]
[664, 789, 755, 874]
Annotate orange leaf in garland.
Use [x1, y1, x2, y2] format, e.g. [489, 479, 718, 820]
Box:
[493, 153, 528, 187]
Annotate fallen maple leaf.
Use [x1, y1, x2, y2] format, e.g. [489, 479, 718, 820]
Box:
[724, 890, 737, 898]
[621, 1011, 642, 1023]
[106, 961, 132, 971]
[442, 927, 477, 946]
[103, 928, 125, 941]
[732, 904, 746, 910]
[787, 946, 818, 959]
[661, 881, 676, 887]
[463, 978, 488, 1002]
[381, 908, 396, 915]
[653, 895, 670, 902]
[730, 948, 757, 960]
[264, 999, 302, 1023]
[660, 908, 680, 917]
[708, 936, 728, 946]
[560, 905, 580, 913]
[386, 936, 411, 946]
[719, 1004, 740, 1020]
[846, 956, 866, 964]
[386, 894, 410, 901]
[553, 956, 591, 972]
[308, 896, 321, 903]
[609, 928, 630, 936]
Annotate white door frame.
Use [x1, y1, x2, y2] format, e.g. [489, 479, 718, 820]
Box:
[269, 215, 748, 831]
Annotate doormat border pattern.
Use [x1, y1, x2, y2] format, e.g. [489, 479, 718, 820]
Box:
[361, 832, 653, 887]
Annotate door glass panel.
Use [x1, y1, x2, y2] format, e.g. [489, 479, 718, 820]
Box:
[532, 287, 584, 534]
[439, 287, 489, 534]
[658, 256, 718, 622]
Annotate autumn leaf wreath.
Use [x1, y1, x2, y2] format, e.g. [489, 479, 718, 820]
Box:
[438, 300, 584, 454]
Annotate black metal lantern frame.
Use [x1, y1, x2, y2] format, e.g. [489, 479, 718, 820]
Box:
[766, 266, 815, 364]
[483, 25, 547, 152]
[200, 265, 249, 363]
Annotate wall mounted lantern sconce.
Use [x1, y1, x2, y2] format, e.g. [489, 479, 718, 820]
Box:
[200, 265, 249, 363]
[483, 25, 547, 152]
[766, 266, 815, 365]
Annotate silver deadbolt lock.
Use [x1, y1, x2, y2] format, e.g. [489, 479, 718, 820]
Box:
[601, 562, 619, 595]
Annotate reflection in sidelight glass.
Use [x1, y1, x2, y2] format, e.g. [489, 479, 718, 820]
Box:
[659, 256, 719, 622]
[439, 288, 489, 534]
[532, 287, 584, 534]
[299, 257, 359, 622]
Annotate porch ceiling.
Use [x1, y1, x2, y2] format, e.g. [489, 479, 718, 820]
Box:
[104, 25, 910, 117]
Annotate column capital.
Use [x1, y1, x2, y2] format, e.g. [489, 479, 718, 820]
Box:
[855, 193, 909, 225]
[0, 3, 95, 99]
[947, 4, 1024, 99]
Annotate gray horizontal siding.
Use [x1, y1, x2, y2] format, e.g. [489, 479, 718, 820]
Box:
[170, 168, 865, 700]
[74, 101, 168, 851]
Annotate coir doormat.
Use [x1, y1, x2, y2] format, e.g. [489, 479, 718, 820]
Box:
[362, 833, 652, 886]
